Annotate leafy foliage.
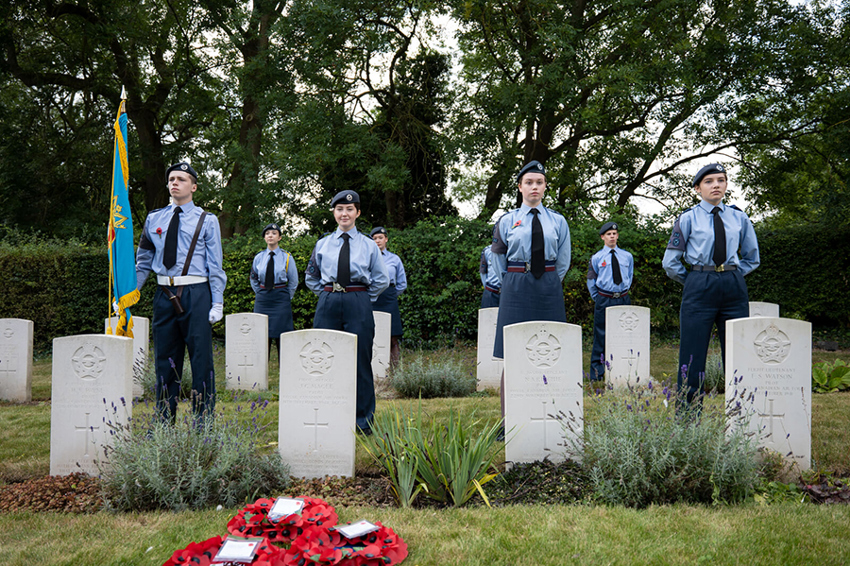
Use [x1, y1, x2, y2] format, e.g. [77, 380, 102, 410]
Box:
[812, 359, 850, 394]
[390, 356, 476, 399]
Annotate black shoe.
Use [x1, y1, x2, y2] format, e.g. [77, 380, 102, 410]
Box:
[357, 427, 373, 436]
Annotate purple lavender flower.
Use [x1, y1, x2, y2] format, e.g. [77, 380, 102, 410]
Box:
[169, 357, 176, 369]
[543, 375, 548, 385]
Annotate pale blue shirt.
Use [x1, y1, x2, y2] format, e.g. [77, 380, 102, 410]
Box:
[587, 246, 634, 300]
[305, 227, 389, 302]
[250, 248, 298, 297]
[381, 250, 407, 293]
[662, 199, 760, 285]
[491, 204, 571, 283]
[479, 245, 500, 290]
[136, 200, 227, 303]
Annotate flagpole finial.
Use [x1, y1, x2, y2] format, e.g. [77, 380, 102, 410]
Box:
[120, 86, 126, 100]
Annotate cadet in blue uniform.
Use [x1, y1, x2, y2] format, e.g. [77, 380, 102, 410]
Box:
[370, 227, 407, 368]
[663, 163, 760, 404]
[250, 223, 298, 357]
[587, 221, 634, 383]
[136, 162, 227, 424]
[306, 191, 389, 434]
[491, 160, 571, 360]
[479, 245, 501, 308]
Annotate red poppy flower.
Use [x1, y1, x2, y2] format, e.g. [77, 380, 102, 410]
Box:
[156, 227, 163, 235]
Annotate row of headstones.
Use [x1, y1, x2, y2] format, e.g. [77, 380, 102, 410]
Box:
[223, 311, 393, 391]
[45, 310, 810, 480]
[0, 311, 393, 402]
[477, 301, 781, 389]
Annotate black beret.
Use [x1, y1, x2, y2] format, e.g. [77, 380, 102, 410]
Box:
[370, 226, 388, 238]
[165, 162, 198, 182]
[517, 160, 546, 182]
[599, 222, 619, 235]
[692, 163, 726, 187]
[262, 223, 281, 236]
[331, 190, 360, 207]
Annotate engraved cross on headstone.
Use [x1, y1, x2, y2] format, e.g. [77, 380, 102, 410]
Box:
[620, 350, 638, 369]
[75, 412, 100, 457]
[303, 408, 329, 452]
[0, 348, 17, 378]
[529, 401, 557, 450]
[757, 398, 786, 441]
[237, 344, 254, 368]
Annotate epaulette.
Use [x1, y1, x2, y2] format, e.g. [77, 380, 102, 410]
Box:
[149, 207, 166, 214]
[729, 204, 743, 212]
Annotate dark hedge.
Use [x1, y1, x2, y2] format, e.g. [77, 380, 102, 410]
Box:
[1, 220, 847, 349]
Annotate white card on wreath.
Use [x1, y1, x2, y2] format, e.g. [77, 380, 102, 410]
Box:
[336, 520, 379, 539]
[268, 497, 305, 521]
[213, 537, 263, 564]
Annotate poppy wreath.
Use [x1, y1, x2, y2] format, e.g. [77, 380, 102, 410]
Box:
[283, 522, 408, 566]
[162, 535, 285, 566]
[227, 497, 339, 545]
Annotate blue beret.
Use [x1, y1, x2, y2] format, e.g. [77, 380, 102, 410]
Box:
[517, 160, 546, 182]
[165, 162, 198, 182]
[331, 190, 360, 207]
[370, 226, 388, 238]
[262, 223, 281, 236]
[599, 222, 619, 235]
[692, 163, 726, 187]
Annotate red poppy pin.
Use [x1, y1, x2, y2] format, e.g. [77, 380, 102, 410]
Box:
[156, 227, 163, 238]
[512, 220, 522, 229]
[600, 260, 607, 267]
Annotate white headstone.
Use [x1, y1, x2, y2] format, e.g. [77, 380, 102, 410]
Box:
[504, 322, 583, 465]
[371, 311, 391, 379]
[726, 317, 812, 471]
[749, 302, 780, 318]
[105, 316, 149, 398]
[278, 329, 357, 478]
[225, 313, 269, 391]
[0, 319, 33, 403]
[605, 306, 651, 388]
[50, 334, 133, 476]
[476, 308, 503, 391]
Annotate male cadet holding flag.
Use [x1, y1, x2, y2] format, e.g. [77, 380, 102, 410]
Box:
[136, 163, 227, 424]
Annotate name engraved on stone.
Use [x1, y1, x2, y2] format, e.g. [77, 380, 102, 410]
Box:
[525, 329, 561, 368]
[71, 343, 106, 380]
[753, 324, 792, 364]
[300, 341, 334, 375]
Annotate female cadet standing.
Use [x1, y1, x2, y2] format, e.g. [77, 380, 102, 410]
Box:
[306, 191, 389, 435]
[250, 223, 298, 356]
[663, 163, 760, 406]
[370, 226, 407, 369]
[491, 160, 571, 360]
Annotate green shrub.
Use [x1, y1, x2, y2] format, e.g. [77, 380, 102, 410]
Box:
[390, 356, 476, 398]
[357, 402, 502, 508]
[134, 352, 194, 402]
[812, 359, 850, 393]
[99, 400, 289, 511]
[560, 383, 761, 507]
[703, 351, 725, 393]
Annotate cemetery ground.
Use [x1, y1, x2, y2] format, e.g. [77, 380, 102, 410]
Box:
[1, 341, 850, 565]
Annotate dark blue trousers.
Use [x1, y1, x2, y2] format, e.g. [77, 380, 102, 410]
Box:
[480, 288, 500, 308]
[678, 270, 748, 403]
[313, 291, 376, 432]
[589, 294, 631, 382]
[152, 282, 215, 424]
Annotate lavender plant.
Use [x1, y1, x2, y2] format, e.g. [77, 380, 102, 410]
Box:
[98, 397, 289, 511]
[560, 380, 761, 508]
[390, 357, 477, 398]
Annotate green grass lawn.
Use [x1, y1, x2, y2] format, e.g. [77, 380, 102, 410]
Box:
[1, 343, 849, 565]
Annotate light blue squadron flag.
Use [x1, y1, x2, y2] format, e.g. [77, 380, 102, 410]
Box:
[107, 93, 139, 337]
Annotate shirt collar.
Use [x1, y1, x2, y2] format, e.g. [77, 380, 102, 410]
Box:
[171, 200, 196, 213]
[520, 203, 544, 214]
[334, 226, 359, 238]
[698, 199, 725, 213]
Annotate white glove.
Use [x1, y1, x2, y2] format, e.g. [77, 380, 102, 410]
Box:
[209, 303, 223, 324]
[112, 301, 120, 315]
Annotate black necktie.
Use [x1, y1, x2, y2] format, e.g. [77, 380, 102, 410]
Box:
[711, 207, 726, 267]
[163, 206, 182, 269]
[265, 251, 275, 289]
[530, 208, 544, 279]
[611, 249, 623, 285]
[337, 233, 351, 287]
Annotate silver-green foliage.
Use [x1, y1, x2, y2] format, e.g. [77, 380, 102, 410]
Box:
[99, 402, 289, 512]
[357, 403, 501, 508]
[390, 357, 476, 398]
[703, 351, 725, 393]
[561, 384, 760, 508]
[134, 352, 193, 402]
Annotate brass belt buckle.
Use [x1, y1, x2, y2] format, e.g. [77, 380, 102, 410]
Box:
[332, 282, 346, 293]
[613, 292, 621, 298]
[715, 265, 725, 273]
[525, 262, 531, 273]
[169, 276, 175, 286]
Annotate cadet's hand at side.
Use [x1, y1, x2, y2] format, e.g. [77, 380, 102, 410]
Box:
[209, 303, 223, 324]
